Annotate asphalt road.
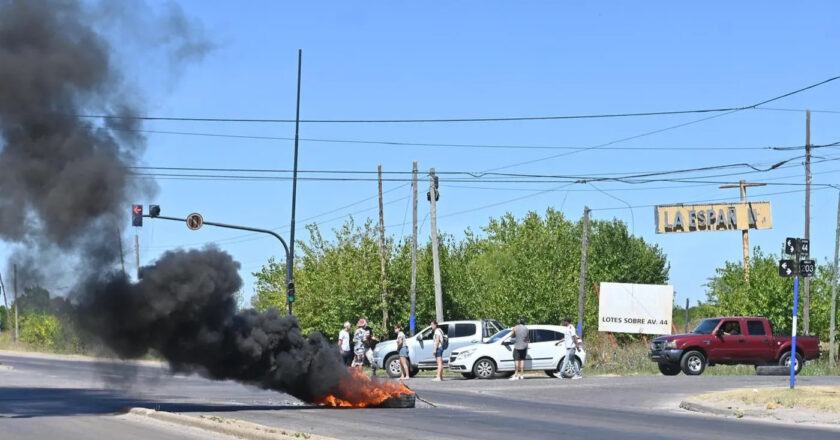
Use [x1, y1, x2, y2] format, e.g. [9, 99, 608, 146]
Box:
[1, 351, 838, 440]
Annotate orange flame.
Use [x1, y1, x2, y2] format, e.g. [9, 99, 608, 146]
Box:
[316, 368, 414, 408]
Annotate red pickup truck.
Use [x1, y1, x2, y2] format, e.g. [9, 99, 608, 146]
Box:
[649, 317, 820, 376]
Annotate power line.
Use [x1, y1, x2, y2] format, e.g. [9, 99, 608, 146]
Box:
[590, 186, 833, 211]
[55, 75, 840, 124]
[121, 128, 817, 152]
[482, 76, 840, 172]
[130, 148, 840, 184]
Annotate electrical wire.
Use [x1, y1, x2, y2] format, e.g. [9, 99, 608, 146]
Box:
[52, 75, 840, 124]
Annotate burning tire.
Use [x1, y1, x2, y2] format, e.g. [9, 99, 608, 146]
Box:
[374, 393, 416, 408]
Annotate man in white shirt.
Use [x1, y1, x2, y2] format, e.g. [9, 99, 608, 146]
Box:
[338, 321, 352, 366]
[555, 317, 582, 379]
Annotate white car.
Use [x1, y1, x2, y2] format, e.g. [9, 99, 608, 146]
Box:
[448, 325, 586, 379]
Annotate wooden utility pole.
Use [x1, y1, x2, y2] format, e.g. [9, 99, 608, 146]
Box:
[719, 180, 766, 282]
[134, 234, 140, 279]
[685, 297, 690, 334]
[13, 264, 18, 342]
[410, 161, 418, 335]
[117, 228, 126, 276]
[804, 109, 812, 334]
[577, 206, 590, 336]
[429, 168, 443, 323]
[377, 165, 388, 334]
[0, 272, 10, 337]
[830, 190, 839, 368]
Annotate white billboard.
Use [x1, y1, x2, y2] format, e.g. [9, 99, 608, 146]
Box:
[598, 282, 673, 335]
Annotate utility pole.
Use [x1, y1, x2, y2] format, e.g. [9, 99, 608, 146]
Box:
[830, 190, 839, 369]
[13, 264, 18, 343]
[134, 234, 140, 279]
[685, 297, 690, 334]
[377, 165, 388, 334]
[804, 109, 812, 334]
[719, 180, 765, 282]
[577, 206, 590, 336]
[429, 168, 443, 323]
[0, 272, 10, 337]
[287, 49, 303, 316]
[117, 228, 126, 276]
[410, 161, 418, 335]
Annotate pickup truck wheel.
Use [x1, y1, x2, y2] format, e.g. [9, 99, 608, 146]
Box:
[461, 372, 476, 379]
[658, 363, 681, 376]
[680, 350, 706, 375]
[384, 354, 403, 378]
[779, 351, 804, 375]
[473, 358, 496, 379]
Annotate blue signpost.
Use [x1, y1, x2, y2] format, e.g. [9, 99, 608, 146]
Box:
[779, 237, 813, 389]
[790, 276, 799, 389]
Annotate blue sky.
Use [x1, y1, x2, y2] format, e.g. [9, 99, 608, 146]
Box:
[7, 1, 840, 311]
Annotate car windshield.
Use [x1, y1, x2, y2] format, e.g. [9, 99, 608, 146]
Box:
[692, 318, 722, 335]
[486, 329, 511, 343]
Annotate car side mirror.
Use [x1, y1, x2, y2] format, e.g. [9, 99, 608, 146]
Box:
[716, 329, 724, 337]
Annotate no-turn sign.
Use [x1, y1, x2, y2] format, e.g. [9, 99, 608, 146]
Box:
[186, 212, 204, 230]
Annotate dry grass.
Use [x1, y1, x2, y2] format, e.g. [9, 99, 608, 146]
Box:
[694, 386, 840, 413]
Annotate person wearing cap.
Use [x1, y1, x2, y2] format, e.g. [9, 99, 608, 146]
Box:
[395, 324, 410, 380]
[338, 321, 353, 366]
[351, 318, 369, 370]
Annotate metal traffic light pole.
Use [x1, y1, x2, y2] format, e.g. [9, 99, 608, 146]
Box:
[143, 212, 294, 311]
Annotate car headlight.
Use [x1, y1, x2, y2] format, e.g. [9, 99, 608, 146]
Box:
[664, 341, 677, 349]
[455, 349, 476, 360]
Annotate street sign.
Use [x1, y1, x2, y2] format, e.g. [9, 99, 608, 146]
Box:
[186, 212, 204, 230]
[799, 239, 810, 257]
[778, 259, 795, 277]
[799, 259, 816, 278]
[784, 237, 797, 255]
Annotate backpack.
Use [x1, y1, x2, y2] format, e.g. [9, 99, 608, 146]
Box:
[436, 328, 449, 350]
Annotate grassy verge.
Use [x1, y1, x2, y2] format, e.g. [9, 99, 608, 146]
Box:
[693, 386, 840, 412]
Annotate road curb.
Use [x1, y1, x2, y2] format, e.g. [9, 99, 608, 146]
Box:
[679, 399, 755, 417]
[128, 408, 337, 440]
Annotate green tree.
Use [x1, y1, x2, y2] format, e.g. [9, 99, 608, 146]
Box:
[251, 210, 670, 341]
[706, 247, 835, 340]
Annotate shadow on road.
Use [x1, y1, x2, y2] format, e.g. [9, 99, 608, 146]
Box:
[0, 387, 312, 418]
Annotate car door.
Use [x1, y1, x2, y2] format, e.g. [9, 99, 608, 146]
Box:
[712, 319, 743, 360]
[414, 324, 448, 367]
[743, 319, 773, 362]
[526, 329, 558, 370]
[449, 323, 480, 357]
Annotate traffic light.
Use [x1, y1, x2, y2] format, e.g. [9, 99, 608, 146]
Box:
[132, 204, 143, 227]
[287, 282, 296, 303]
[149, 205, 160, 218]
[427, 176, 440, 201]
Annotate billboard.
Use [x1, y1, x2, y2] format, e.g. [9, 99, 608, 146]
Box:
[598, 282, 674, 335]
[654, 202, 771, 234]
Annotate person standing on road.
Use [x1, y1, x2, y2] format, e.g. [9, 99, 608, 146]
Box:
[556, 317, 582, 379]
[351, 319, 369, 371]
[364, 321, 379, 377]
[395, 324, 410, 380]
[510, 317, 529, 380]
[338, 321, 353, 366]
[431, 321, 445, 381]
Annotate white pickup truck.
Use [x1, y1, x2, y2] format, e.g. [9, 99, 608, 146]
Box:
[372, 319, 505, 378]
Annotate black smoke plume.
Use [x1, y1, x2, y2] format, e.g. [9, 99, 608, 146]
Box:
[0, 0, 352, 404]
[77, 248, 347, 403]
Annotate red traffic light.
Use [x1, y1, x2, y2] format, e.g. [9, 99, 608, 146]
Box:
[132, 204, 143, 227]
